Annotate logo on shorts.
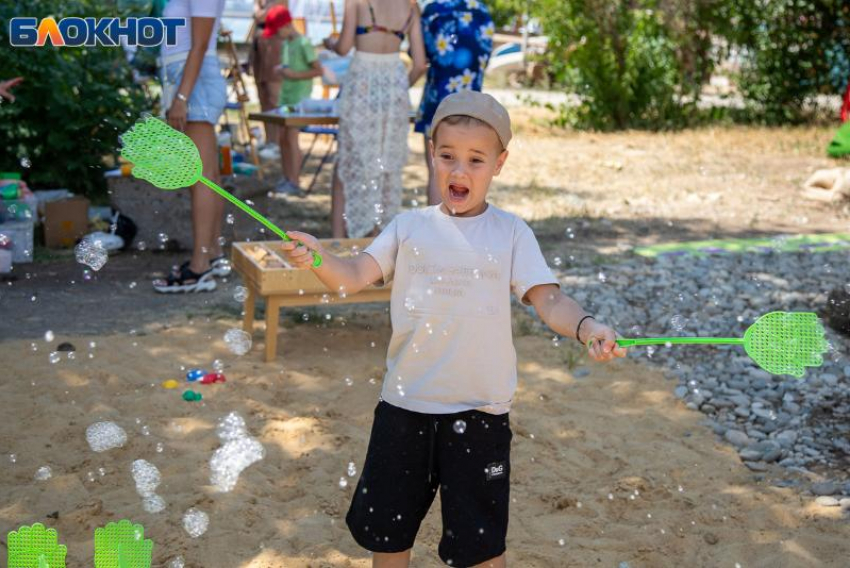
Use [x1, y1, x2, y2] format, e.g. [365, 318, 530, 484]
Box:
[485, 461, 507, 481]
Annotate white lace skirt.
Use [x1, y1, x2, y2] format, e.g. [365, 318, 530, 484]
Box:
[337, 52, 410, 238]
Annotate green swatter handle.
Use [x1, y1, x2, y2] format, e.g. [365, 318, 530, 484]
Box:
[199, 176, 322, 267]
[615, 337, 745, 347]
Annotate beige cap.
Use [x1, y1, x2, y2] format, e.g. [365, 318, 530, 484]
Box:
[430, 90, 512, 149]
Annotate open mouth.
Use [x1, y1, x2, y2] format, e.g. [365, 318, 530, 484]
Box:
[448, 183, 469, 202]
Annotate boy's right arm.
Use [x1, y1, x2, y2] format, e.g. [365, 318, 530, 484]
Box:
[280, 231, 384, 295]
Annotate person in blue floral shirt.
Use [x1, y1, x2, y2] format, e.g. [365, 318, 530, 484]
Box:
[415, 0, 494, 204]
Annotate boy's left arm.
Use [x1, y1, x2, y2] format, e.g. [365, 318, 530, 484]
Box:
[526, 284, 627, 362]
[280, 59, 323, 80]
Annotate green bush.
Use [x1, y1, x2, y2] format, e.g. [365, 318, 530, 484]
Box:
[0, 0, 153, 200]
[537, 0, 705, 130]
[727, 0, 850, 123]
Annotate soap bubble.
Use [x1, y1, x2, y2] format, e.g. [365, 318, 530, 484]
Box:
[131, 459, 161, 497]
[212, 359, 225, 372]
[670, 314, 687, 331]
[167, 556, 185, 568]
[20, 157, 31, 168]
[49, 352, 61, 364]
[182, 508, 209, 538]
[347, 462, 357, 477]
[209, 412, 265, 492]
[86, 421, 128, 452]
[75, 239, 109, 271]
[453, 420, 467, 434]
[224, 328, 252, 356]
[233, 286, 248, 302]
[226, 213, 235, 224]
[34, 465, 52, 481]
[44, 330, 54, 342]
[143, 494, 166, 513]
[339, 477, 348, 488]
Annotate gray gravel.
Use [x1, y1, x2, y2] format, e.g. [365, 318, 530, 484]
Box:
[545, 247, 850, 503]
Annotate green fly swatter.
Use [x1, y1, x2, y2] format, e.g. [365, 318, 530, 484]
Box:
[119, 116, 321, 267]
[592, 312, 828, 378]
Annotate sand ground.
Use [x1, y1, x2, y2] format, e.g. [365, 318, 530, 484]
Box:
[2, 318, 849, 567]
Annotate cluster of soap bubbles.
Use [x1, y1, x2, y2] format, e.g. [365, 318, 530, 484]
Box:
[86, 421, 128, 453]
[209, 412, 265, 492]
[34, 465, 52, 481]
[182, 508, 209, 538]
[131, 459, 166, 513]
[75, 239, 109, 271]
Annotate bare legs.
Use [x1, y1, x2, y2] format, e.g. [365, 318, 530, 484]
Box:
[372, 551, 505, 567]
[257, 80, 281, 144]
[331, 168, 346, 238]
[186, 121, 225, 274]
[279, 125, 302, 187]
[373, 551, 411, 568]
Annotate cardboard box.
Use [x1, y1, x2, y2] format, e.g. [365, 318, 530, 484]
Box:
[43, 196, 90, 248]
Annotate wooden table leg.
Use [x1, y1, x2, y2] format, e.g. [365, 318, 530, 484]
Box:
[243, 286, 256, 334]
[265, 295, 281, 362]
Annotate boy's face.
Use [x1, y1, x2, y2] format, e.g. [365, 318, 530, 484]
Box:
[430, 121, 508, 217]
[278, 23, 296, 39]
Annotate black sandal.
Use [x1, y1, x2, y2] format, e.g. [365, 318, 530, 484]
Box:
[153, 263, 217, 293]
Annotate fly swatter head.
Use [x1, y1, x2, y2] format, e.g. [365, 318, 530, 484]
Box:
[119, 117, 202, 190]
[743, 311, 828, 378]
[94, 520, 152, 568]
[7, 523, 67, 568]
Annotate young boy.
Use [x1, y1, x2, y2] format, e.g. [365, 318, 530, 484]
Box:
[263, 5, 323, 195]
[281, 90, 627, 568]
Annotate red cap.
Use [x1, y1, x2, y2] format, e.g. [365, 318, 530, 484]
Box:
[263, 5, 293, 38]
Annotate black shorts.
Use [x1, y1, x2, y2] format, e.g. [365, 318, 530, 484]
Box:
[346, 400, 512, 567]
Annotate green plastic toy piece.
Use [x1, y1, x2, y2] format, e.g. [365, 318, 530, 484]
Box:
[592, 312, 828, 378]
[7, 523, 67, 568]
[827, 121, 850, 158]
[94, 520, 153, 568]
[182, 390, 202, 402]
[120, 116, 322, 267]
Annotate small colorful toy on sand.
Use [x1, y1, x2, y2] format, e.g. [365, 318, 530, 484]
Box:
[185, 369, 205, 382]
[200, 373, 226, 385]
[161, 380, 179, 389]
[182, 390, 203, 402]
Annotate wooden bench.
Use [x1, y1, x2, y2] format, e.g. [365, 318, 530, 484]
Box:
[231, 238, 391, 361]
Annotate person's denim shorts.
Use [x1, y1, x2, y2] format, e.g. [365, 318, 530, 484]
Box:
[163, 55, 226, 125]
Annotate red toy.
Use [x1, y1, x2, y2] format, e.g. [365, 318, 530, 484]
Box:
[200, 373, 226, 385]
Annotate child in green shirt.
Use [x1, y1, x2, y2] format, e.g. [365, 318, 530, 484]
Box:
[264, 6, 323, 195]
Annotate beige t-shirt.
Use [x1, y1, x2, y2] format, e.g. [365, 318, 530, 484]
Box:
[364, 204, 559, 415]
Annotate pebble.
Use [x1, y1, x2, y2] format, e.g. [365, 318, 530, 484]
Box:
[815, 496, 840, 507]
[744, 461, 768, 472]
[724, 430, 751, 447]
[811, 481, 837, 496]
[572, 367, 590, 378]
